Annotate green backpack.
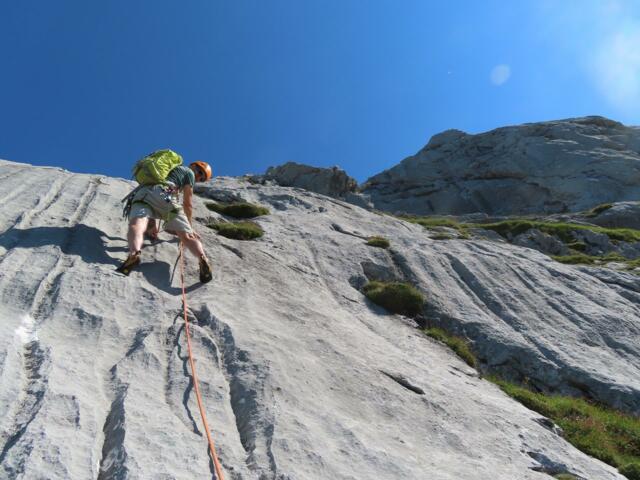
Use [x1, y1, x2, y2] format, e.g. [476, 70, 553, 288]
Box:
[132, 149, 183, 185]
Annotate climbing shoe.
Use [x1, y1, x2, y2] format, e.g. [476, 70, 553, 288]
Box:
[116, 251, 141, 276]
[199, 256, 212, 283]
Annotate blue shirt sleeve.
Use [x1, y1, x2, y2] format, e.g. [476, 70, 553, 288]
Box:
[185, 167, 195, 187]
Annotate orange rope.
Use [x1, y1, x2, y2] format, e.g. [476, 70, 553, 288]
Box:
[180, 241, 225, 480]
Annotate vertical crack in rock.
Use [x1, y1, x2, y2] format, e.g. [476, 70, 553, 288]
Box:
[169, 316, 202, 436]
[5, 173, 96, 243]
[330, 223, 365, 239]
[505, 264, 639, 411]
[98, 378, 129, 480]
[170, 310, 236, 479]
[388, 249, 421, 285]
[29, 257, 71, 323]
[6, 175, 68, 235]
[380, 370, 425, 395]
[219, 243, 244, 259]
[264, 423, 278, 477]
[526, 451, 586, 479]
[0, 339, 50, 478]
[97, 319, 154, 480]
[68, 178, 99, 226]
[201, 307, 278, 478]
[446, 255, 515, 325]
[0, 168, 40, 217]
[4, 176, 97, 315]
[0, 174, 79, 475]
[125, 326, 154, 359]
[0, 176, 69, 264]
[532, 417, 564, 436]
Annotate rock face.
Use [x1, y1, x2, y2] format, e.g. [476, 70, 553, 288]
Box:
[587, 202, 640, 230]
[263, 161, 359, 198]
[0, 159, 636, 479]
[512, 229, 571, 256]
[467, 202, 640, 260]
[362, 116, 640, 215]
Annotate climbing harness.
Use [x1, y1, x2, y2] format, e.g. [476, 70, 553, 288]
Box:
[121, 184, 181, 221]
[179, 241, 225, 479]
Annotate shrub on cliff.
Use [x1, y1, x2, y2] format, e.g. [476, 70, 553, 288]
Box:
[366, 236, 390, 249]
[206, 201, 269, 218]
[362, 281, 424, 317]
[208, 221, 264, 240]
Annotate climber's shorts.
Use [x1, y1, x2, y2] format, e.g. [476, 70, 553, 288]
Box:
[128, 185, 193, 234]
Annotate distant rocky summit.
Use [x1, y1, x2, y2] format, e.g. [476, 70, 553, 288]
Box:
[261, 161, 357, 197]
[253, 162, 373, 209]
[361, 116, 640, 216]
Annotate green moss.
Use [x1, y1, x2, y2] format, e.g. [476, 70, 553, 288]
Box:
[208, 221, 264, 240]
[492, 379, 640, 471]
[430, 233, 454, 240]
[362, 281, 424, 317]
[623, 258, 640, 270]
[552, 252, 640, 272]
[399, 215, 472, 239]
[554, 475, 579, 480]
[424, 328, 477, 368]
[552, 254, 598, 265]
[620, 463, 640, 480]
[206, 201, 269, 218]
[586, 203, 614, 217]
[366, 236, 390, 249]
[401, 215, 464, 230]
[603, 252, 628, 262]
[401, 215, 640, 245]
[476, 219, 640, 243]
[566, 241, 587, 252]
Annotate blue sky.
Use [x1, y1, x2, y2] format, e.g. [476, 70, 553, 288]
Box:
[1, 1, 639, 183]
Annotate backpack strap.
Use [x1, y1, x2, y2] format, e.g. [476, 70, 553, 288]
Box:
[121, 185, 144, 218]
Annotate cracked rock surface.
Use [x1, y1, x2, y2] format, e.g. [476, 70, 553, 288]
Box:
[0, 160, 633, 479]
[361, 116, 640, 216]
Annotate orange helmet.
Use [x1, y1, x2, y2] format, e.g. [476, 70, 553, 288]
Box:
[189, 161, 212, 182]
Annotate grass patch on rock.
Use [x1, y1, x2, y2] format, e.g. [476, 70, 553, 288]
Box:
[206, 201, 269, 218]
[552, 252, 640, 273]
[362, 281, 424, 317]
[401, 215, 463, 229]
[399, 216, 471, 239]
[430, 233, 455, 240]
[366, 236, 390, 249]
[585, 203, 614, 217]
[552, 253, 598, 265]
[566, 241, 587, 252]
[492, 379, 640, 476]
[476, 219, 640, 243]
[208, 221, 264, 240]
[620, 463, 640, 480]
[424, 328, 477, 368]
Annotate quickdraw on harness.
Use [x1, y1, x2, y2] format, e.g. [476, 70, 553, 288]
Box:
[121, 185, 144, 218]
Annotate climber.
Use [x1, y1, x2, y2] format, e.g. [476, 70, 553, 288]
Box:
[118, 150, 213, 283]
